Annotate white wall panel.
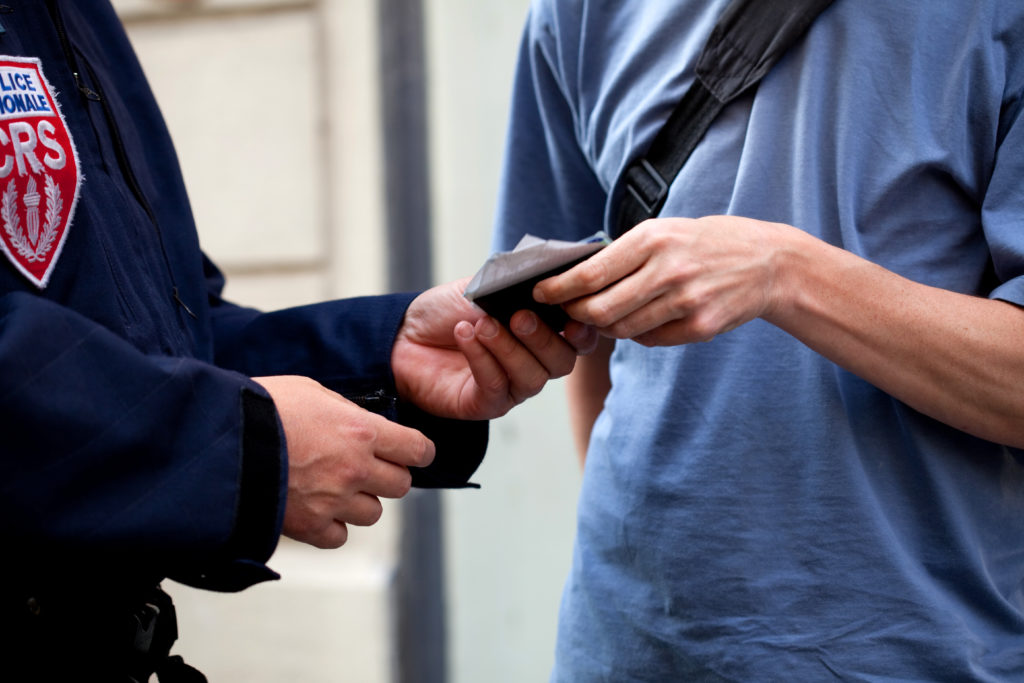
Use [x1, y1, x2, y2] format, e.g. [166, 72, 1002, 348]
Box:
[126, 11, 324, 269]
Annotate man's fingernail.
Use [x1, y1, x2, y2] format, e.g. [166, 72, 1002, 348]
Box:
[533, 287, 547, 304]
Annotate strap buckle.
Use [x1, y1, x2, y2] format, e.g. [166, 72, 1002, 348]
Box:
[624, 157, 669, 217]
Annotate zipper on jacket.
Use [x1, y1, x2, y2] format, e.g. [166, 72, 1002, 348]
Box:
[46, 0, 198, 322]
[79, 56, 196, 322]
[47, 0, 100, 102]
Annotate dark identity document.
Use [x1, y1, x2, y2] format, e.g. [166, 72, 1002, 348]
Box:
[464, 232, 609, 331]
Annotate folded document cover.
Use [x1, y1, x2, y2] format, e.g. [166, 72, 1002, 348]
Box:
[463, 232, 609, 331]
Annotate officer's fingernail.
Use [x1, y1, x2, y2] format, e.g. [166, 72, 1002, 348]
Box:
[513, 311, 538, 335]
[478, 317, 499, 339]
[533, 286, 547, 304]
[455, 320, 474, 340]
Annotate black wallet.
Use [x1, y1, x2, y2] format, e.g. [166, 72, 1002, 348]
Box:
[463, 233, 609, 332]
[468, 255, 594, 332]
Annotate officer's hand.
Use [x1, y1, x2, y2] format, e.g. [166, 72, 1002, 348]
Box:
[391, 278, 597, 420]
[253, 375, 435, 549]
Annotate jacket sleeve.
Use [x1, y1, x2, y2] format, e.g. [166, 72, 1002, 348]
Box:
[203, 257, 487, 489]
[0, 291, 286, 592]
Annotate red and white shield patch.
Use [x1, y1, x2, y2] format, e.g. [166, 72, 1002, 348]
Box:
[0, 57, 80, 289]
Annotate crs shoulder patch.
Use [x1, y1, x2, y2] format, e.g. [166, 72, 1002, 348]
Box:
[0, 57, 80, 289]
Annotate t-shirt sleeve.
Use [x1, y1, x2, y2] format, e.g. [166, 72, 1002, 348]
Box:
[492, 6, 608, 251]
[983, 82, 1024, 306]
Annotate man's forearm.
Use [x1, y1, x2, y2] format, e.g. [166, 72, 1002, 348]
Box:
[766, 229, 1024, 448]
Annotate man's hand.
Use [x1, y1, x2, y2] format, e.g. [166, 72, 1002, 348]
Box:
[536, 214, 1024, 448]
[253, 375, 435, 549]
[391, 278, 597, 420]
[534, 216, 788, 346]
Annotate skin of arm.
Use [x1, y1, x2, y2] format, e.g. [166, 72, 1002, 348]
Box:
[534, 215, 1024, 449]
[566, 336, 613, 466]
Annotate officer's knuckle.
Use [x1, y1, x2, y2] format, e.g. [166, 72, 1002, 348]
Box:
[364, 499, 384, 526]
[395, 469, 413, 497]
[340, 457, 371, 486]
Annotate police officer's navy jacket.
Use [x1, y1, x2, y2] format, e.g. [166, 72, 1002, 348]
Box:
[0, 0, 486, 596]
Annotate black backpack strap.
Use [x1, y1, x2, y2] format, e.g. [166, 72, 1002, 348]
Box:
[614, 0, 835, 238]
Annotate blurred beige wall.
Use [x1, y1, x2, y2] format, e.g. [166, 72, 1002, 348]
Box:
[115, 0, 581, 680]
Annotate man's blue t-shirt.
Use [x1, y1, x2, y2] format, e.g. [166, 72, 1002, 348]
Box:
[494, 1, 1024, 679]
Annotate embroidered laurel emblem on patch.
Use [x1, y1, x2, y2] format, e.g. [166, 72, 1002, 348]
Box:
[0, 57, 81, 288]
[2, 174, 62, 263]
